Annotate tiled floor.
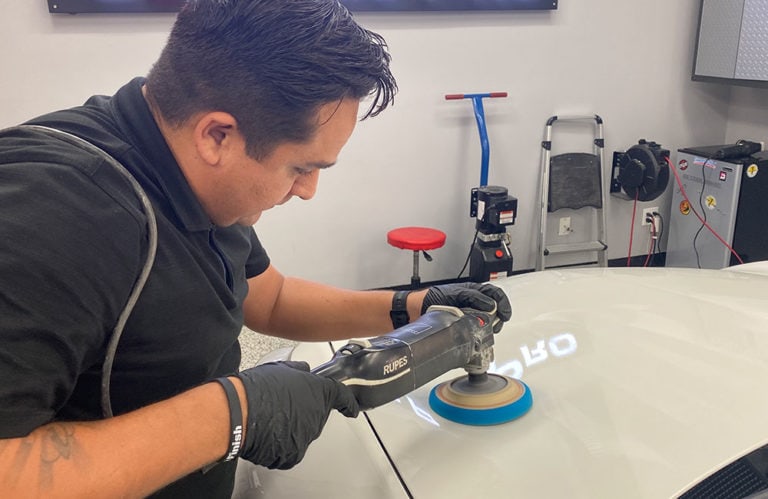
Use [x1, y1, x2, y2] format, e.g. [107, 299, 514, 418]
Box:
[238, 326, 296, 369]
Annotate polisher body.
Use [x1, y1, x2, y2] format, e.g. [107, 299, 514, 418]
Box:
[312, 306, 495, 411]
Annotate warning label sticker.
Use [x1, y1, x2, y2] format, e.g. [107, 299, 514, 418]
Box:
[500, 210, 515, 224]
[747, 164, 759, 178]
[705, 195, 716, 210]
[680, 200, 691, 215]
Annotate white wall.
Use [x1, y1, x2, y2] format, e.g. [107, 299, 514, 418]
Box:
[2, 1, 745, 291]
[725, 86, 768, 145]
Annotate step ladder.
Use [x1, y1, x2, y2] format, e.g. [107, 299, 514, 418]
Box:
[536, 114, 608, 271]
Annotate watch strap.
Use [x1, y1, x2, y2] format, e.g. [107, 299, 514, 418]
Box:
[389, 290, 411, 329]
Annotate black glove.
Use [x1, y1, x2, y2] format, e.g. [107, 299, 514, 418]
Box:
[421, 282, 512, 333]
[236, 360, 359, 470]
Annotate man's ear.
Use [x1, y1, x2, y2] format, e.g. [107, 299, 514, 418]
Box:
[193, 112, 239, 166]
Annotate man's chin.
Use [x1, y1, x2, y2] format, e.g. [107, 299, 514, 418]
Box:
[237, 213, 262, 226]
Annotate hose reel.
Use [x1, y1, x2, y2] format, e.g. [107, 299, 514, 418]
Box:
[610, 139, 670, 202]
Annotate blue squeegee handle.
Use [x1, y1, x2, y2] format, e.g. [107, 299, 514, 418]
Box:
[311, 307, 495, 411]
[445, 92, 507, 187]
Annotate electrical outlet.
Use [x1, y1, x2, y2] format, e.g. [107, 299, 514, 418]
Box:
[558, 217, 571, 235]
[642, 207, 658, 226]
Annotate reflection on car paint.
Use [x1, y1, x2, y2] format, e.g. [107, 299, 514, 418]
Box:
[404, 395, 441, 427]
[493, 332, 578, 379]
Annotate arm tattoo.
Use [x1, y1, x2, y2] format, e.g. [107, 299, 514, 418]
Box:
[41, 424, 76, 461]
[39, 424, 77, 488]
[1, 423, 82, 491]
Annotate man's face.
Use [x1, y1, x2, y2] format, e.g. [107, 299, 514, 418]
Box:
[216, 98, 360, 226]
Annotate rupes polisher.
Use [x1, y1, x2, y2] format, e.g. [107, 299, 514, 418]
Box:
[312, 305, 532, 425]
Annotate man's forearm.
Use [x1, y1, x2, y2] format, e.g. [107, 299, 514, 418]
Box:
[0, 380, 244, 498]
[249, 276, 428, 342]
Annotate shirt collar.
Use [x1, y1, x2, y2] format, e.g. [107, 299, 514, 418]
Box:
[111, 77, 213, 232]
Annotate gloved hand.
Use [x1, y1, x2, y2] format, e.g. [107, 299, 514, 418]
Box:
[421, 282, 512, 333]
[236, 360, 359, 470]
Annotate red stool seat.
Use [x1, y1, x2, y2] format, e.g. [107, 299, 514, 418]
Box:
[387, 227, 446, 251]
[387, 227, 446, 289]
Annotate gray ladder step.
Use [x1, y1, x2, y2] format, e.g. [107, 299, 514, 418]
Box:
[544, 240, 607, 256]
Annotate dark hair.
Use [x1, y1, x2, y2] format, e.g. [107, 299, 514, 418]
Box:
[145, 0, 397, 159]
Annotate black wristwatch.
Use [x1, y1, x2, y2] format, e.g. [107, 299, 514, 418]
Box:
[389, 290, 411, 329]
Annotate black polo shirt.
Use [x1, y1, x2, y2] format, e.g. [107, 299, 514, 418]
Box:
[0, 78, 270, 497]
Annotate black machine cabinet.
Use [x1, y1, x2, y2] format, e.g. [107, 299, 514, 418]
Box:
[730, 152, 768, 265]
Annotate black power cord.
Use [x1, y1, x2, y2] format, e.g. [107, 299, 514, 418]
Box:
[653, 211, 664, 266]
[456, 229, 479, 280]
[692, 157, 713, 269]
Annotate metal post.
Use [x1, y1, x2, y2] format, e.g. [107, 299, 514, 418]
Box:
[411, 250, 421, 289]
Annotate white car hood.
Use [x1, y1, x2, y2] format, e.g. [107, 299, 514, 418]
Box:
[360, 267, 768, 498]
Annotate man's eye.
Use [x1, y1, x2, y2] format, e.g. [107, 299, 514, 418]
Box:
[295, 168, 313, 176]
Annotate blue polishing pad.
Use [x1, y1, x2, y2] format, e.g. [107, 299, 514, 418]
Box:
[428, 374, 533, 426]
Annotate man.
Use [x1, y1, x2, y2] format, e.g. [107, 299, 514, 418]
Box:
[0, 0, 511, 497]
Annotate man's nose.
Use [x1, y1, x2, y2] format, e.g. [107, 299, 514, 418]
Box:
[291, 169, 319, 200]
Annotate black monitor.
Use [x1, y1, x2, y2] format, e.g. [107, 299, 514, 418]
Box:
[48, 0, 557, 14]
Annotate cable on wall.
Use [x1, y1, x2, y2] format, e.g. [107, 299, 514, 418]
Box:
[626, 190, 639, 266]
[643, 216, 658, 267]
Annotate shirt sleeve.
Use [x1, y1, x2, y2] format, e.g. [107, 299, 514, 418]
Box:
[245, 228, 270, 278]
[0, 145, 145, 437]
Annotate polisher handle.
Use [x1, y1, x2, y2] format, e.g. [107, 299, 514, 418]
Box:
[311, 307, 494, 411]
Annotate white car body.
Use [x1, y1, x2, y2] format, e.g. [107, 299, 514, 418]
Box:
[237, 263, 768, 498]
